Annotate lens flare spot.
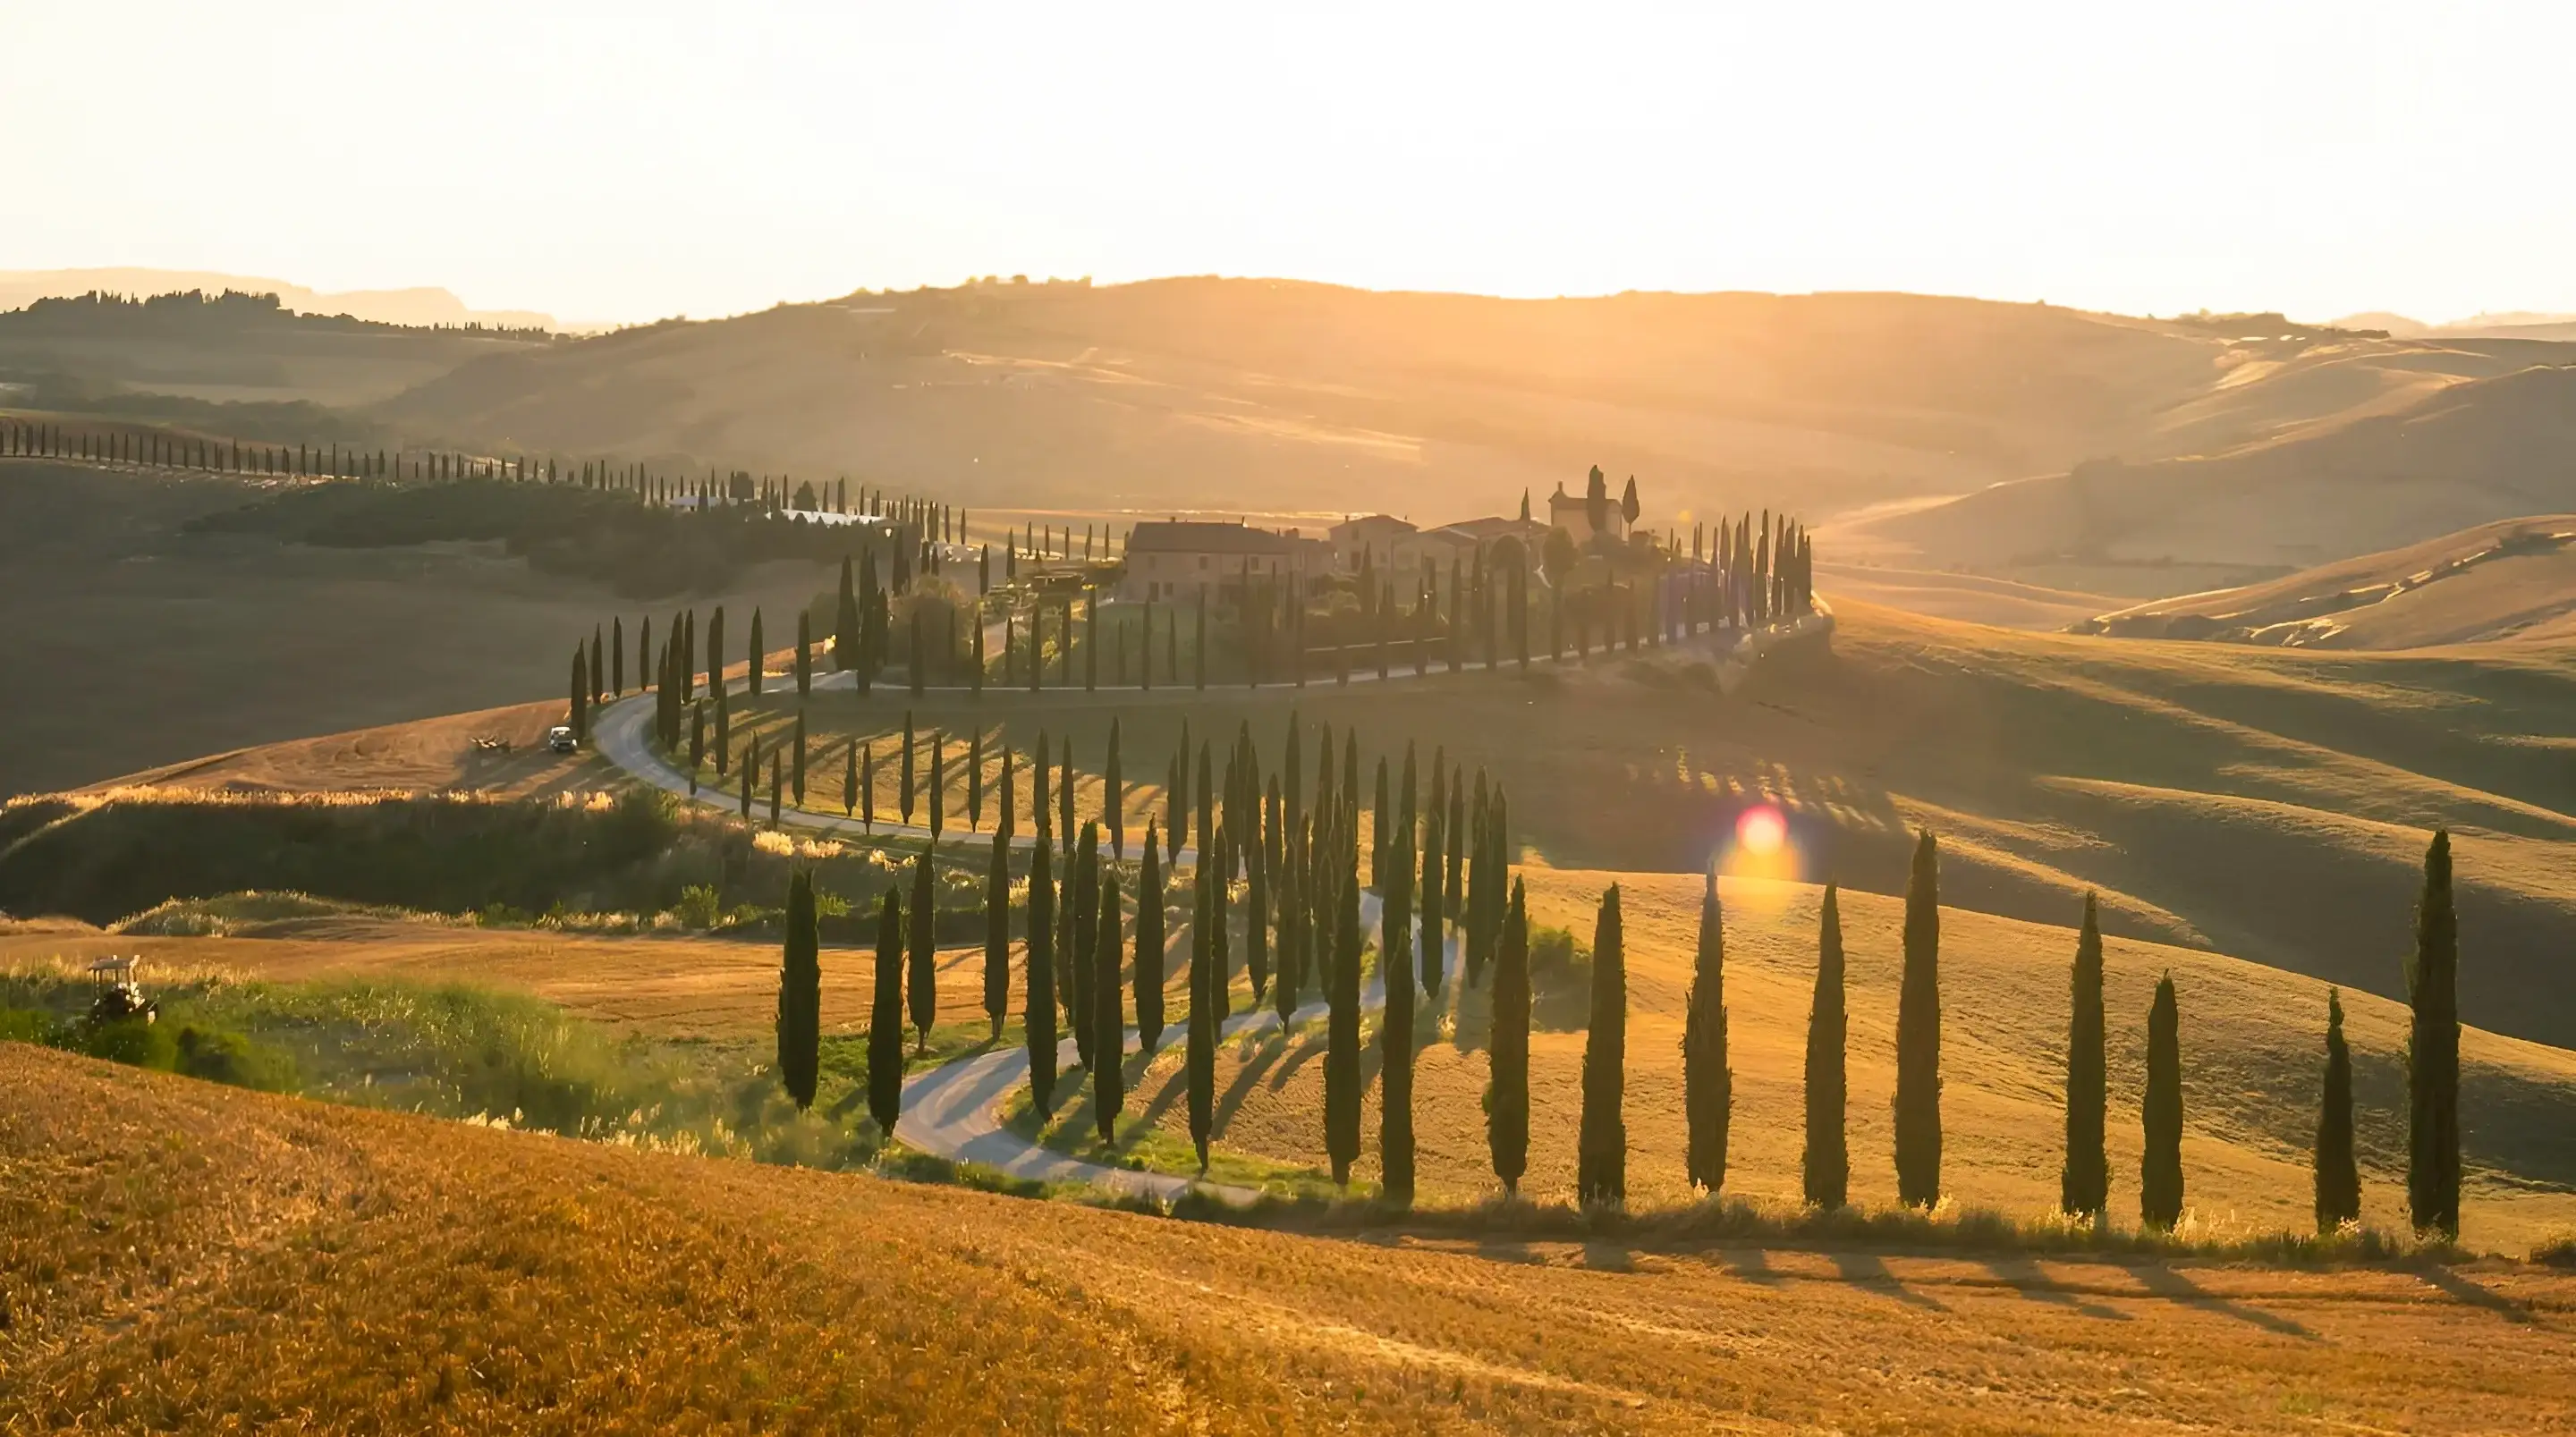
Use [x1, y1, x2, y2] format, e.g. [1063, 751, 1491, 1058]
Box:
[1737, 806, 1787, 856]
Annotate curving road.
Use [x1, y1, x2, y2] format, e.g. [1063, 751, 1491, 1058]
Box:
[597, 684, 1428, 1201]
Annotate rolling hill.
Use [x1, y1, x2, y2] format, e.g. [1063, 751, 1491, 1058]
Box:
[373, 280, 2249, 523]
[1860, 361, 2576, 575]
[2077, 516, 2576, 648]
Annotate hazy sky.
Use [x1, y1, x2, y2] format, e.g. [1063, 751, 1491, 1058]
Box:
[6, 1, 2572, 325]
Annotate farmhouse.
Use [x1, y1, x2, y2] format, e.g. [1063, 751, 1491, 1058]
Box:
[1120, 520, 1307, 603]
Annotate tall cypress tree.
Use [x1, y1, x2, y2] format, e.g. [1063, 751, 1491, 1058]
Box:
[835, 554, 860, 671]
[900, 711, 918, 824]
[928, 733, 945, 842]
[1682, 872, 1730, 1196]
[1419, 797, 1445, 996]
[2140, 973, 2184, 1230]
[1894, 830, 1944, 1208]
[1026, 829, 1057, 1111]
[768, 757, 782, 828]
[1488, 877, 1530, 1196]
[777, 869, 820, 1110]
[983, 829, 1012, 1037]
[1186, 857, 1216, 1175]
[1577, 884, 1627, 1205]
[1382, 787, 1417, 1205]
[908, 851, 938, 1052]
[869, 890, 905, 1137]
[1137, 824, 1166, 1052]
[2408, 828, 2462, 1238]
[1802, 883, 1848, 1208]
[1068, 824, 1099, 1070]
[1093, 871, 1125, 1144]
[2316, 988, 2361, 1232]
[792, 708, 808, 806]
[2062, 892, 2109, 1217]
[1325, 823, 1362, 1187]
[842, 736, 858, 816]
[612, 616, 626, 695]
[748, 608, 764, 697]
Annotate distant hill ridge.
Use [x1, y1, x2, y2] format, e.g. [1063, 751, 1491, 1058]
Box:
[0, 266, 564, 332]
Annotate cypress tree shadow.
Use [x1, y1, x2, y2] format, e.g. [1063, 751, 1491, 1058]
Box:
[1979, 1257, 2131, 1322]
[2416, 1264, 2537, 1323]
[2134, 1264, 2315, 1340]
[1829, 1251, 1948, 1313]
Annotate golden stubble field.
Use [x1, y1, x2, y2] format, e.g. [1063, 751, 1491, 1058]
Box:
[5, 1044, 2575, 1435]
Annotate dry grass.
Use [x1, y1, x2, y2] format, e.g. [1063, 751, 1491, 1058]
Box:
[6, 1044, 2576, 1434]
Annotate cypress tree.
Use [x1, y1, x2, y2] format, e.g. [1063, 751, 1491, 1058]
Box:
[908, 850, 937, 1052]
[929, 733, 945, 842]
[1419, 796, 1445, 997]
[767, 757, 782, 828]
[748, 608, 765, 697]
[740, 739, 756, 820]
[900, 711, 917, 824]
[1445, 768, 1465, 918]
[983, 829, 1011, 1037]
[1802, 883, 1849, 1208]
[1273, 813, 1303, 1022]
[1682, 872, 1730, 1195]
[1062, 736, 1078, 862]
[689, 702, 705, 793]
[1381, 809, 1417, 1205]
[792, 708, 808, 806]
[861, 743, 876, 831]
[1894, 830, 1944, 1208]
[843, 739, 858, 816]
[1325, 825, 1362, 1187]
[1186, 856, 1216, 1174]
[1068, 824, 1099, 1070]
[869, 890, 904, 1136]
[2408, 828, 2462, 1238]
[1371, 756, 1391, 888]
[1093, 871, 1125, 1144]
[612, 616, 626, 694]
[2141, 973, 2184, 1230]
[2315, 988, 2361, 1232]
[590, 627, 604, 702]
[1577, 884, 1628, 1206]
[967, 730, 984, 830]
[2062, 892, 2109, 1217]
[1488, 877, 1530, 1196]
[1137, 824, 1166, 1052]
[1026, 828, 1057, 1111]
[777, 869, 820, 1110]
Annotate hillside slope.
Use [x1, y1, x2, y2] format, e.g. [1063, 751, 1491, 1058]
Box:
[1868, 362, 2576, 571]
[8, 1045, 2575, 1433]
[377, 281, 2239, 521]
[2077, 516, 2576, 648]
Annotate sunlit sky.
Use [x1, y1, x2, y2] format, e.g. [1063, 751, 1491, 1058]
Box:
[7, 1, 2573, 325]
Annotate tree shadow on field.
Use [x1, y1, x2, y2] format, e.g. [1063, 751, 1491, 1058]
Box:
[1696, 1247, 1786, 1287]
[1831, 1251, 1948, 1313]
[1265, 1031, 1327, 1092]
[2417, 1265, 2538, 1324]
[1980, 1256, 2131, 1322]
[1210, 1035, 1293, 1138]
[1581, 1240, 1635, 1272]
[2136, 1264, 2315, 1340]
[1473, 1233, 1544, 1267]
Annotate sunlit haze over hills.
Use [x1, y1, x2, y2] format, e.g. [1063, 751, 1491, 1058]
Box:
[8, 0, 2576, 324]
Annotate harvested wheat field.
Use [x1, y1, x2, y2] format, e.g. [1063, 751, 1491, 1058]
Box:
[4, 1044, 2573, 1434]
